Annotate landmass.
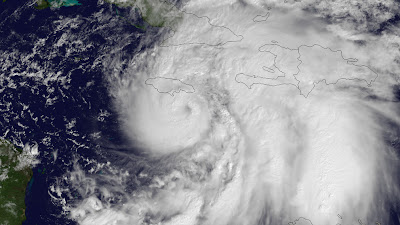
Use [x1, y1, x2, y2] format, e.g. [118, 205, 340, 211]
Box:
[35, 0, 81, 9]
[295, 44, 378, 96]
[160, 12, 243, 46]
[145, 77, 195, 96]
[235, 73, 295, 89]
[288, 217, 314, 225]
[107, 0, 243, 46]
[235, 42, 378, 97]
[262, 66, 275, 73]
[115, 8, 147, 30]
[253, 12, 270, 22]
[0, 139, 33, 225]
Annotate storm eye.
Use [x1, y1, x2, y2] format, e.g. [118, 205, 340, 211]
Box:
[183, 104, 193, 117]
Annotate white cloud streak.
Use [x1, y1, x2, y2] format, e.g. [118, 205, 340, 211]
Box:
[55, 0, 400, 224]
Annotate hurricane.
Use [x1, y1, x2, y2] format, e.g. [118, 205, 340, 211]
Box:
[42, 0, 400, 224]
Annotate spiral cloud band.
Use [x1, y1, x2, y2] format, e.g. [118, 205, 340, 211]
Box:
[54, 0, 400, 224]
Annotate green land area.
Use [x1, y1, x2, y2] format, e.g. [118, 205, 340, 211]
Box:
[34, 0, 181, 30]
[0, 139, 33, 225]
[35, 0, 81, 9]
[111, 0, 183, 28]
[135, 0, 182, 27]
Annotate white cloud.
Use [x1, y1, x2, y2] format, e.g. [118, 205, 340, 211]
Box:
[59, 0, 400, 224]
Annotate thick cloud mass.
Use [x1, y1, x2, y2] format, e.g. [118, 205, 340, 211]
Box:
[54, 0, 400, 224]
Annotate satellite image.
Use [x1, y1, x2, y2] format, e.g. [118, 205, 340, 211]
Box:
[0, 0, 400, 224]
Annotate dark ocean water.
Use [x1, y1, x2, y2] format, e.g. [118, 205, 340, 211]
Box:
[0, 0, 149, 223]
[1, 0, 400, 224]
